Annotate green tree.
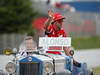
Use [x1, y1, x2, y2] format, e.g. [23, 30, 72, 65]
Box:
[0, 0, 37, 34]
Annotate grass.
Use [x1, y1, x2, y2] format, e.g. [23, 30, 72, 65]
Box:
[93, 67, 100, 75]
[72, 36, 100, 49]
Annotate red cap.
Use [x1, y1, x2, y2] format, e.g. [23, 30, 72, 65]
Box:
[52, 13, 65, 21]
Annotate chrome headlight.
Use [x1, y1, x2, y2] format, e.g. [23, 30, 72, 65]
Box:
[44, 62, 53, 73]
[5, 62, 16, 74]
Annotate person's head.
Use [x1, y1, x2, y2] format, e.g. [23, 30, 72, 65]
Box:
[24, 36, 34, 48]
[52, 13, 65, 28]
[24, 36, 37, 52]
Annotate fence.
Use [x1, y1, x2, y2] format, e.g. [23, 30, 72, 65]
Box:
[33, 12, 100, 38]
[0, 34, 26, 54]
[63, 12, 100, 37]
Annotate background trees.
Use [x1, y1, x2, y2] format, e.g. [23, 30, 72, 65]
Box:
[0, 0, 37, 34]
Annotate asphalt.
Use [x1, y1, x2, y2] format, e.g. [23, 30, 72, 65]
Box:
[74, 48, 100, 68]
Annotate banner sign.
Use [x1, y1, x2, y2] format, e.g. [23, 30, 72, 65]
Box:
[39, 37, 71, 47]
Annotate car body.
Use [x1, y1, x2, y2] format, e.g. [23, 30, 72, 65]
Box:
[0, 52, 93, 75]
[0, 37, 93, 75]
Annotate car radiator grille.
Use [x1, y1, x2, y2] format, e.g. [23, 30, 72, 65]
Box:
[20, 62, 40, 75]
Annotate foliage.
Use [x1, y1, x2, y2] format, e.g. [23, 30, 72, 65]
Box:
[72, 36, 100, 49]
[0, 0, 37, 34]
[93, 67, 100, 75]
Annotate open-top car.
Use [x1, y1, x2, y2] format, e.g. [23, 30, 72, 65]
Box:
[0, 37, 93, 75]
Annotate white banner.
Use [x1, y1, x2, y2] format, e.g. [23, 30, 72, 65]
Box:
[39, 37, 71, 47]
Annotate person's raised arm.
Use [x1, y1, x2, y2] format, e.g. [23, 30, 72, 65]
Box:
[44, 9, 54, 30]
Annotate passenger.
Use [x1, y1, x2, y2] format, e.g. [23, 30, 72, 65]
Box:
[44, 9, 69, 55]
[44, 9, 81, 67]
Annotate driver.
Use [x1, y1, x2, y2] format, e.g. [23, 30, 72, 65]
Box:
[19, 36, 37, 56]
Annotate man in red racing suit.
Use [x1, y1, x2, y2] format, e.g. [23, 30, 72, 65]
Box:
[44, 9, 81, 67]
[44, 9, 69, 55]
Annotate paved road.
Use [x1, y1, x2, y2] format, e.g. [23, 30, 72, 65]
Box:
[74, 48, 100, 68]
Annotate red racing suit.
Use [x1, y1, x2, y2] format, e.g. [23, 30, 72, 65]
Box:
[45, 24, 67, 54]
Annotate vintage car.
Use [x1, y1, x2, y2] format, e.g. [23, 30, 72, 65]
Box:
[0, 37, 93, 75]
